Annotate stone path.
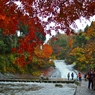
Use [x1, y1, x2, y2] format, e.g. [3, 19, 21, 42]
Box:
[75, 80, 95, 95]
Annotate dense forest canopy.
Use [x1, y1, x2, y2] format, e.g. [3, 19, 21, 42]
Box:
[0, 0, 95, 74]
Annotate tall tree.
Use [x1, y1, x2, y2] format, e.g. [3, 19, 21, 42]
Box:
[0, 0, 95, 66]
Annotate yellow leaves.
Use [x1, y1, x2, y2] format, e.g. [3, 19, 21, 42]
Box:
[85, 36, 90, 40]
[70, 40, 95, 65]
[77, 56, 86, 62]
[32, 71, 41, 76]
[70, 47, 85, 56]
[70, 47, 86, 63]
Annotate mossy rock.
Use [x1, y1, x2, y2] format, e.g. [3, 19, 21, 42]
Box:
[55, 84, 63, 88]
[75, 81, 81, 86]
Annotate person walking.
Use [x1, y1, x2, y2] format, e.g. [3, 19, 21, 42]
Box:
[87, 68, 94, 89]
[84, 73, 87, 81]
[71, 72, 74, 80]
[67, 72, 70, 80]
[78, 72, 82, 81]
[40, 73, 44, 83]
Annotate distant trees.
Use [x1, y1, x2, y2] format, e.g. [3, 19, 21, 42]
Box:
[0, 0, 95, 73]
[48, 21, 95, 71]
[48, 34, 70, 59]
[67, 22, 95, 71]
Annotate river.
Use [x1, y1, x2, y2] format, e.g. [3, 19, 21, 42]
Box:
[0, 60, 77, 95]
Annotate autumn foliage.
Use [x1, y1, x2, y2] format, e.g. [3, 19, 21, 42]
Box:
[34, 44, 53, 58]
[1, 0, 95, 35]
[0, 0, 95, 68]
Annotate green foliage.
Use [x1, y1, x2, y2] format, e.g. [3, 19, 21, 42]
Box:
[48, 34, 70, 59]
[67, 22, 95, 71]
[48, 21, 95, 72]
[73, 32, 87, 47]
[36, 32, 46, 41]
[0, 26, 49, 74]
[20, 22, 29, 35]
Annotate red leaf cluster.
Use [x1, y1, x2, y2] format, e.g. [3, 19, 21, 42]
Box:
[1, 0, 95, 67]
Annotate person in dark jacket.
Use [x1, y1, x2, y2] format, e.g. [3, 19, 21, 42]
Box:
[67, 72, 70, 80]
[88, 69, 93, 89]
[71, 72, 74, 80]
[93, 69, 95, 90]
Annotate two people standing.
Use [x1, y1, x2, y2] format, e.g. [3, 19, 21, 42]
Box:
[67, 72, 74, 80]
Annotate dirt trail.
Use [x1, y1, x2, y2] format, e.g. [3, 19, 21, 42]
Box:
[75, 80, 95, 95]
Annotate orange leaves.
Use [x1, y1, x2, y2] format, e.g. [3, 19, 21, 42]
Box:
[77, 56, 86, 62]
[15, 55, 26, 67]
[0, 15, 5, 20]
[0, 14, 19, 35]
[34, 44, 53, 58]
[0, 1, 19, 35]
[43, 44, 53, 56]
[86, 28, 93, 37]
[28, 55, 33, 62]
[85, 41, 95, 59]
[34, 45, 45, 58]
[86, 22, 95, 37]
[18, 37, 36, 54]
[69, 39, 73, 47]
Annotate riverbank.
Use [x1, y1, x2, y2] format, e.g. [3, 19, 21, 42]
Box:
[0, 66, 57, 79]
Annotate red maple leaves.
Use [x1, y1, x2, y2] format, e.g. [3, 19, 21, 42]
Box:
[0, 0, 95, 67]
